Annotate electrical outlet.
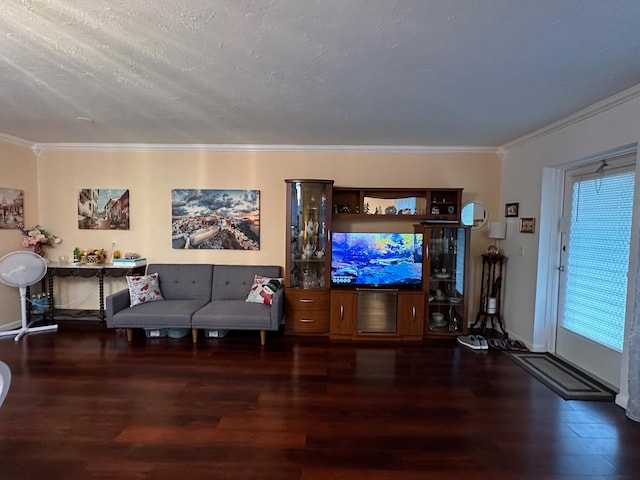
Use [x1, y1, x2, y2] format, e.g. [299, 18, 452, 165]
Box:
[518, 245, 525, 257]
[112, 239, 118, 245]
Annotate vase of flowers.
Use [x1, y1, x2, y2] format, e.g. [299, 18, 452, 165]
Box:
[17, 223, 63, 258]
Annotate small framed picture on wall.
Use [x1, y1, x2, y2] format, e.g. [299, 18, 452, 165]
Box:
[505, 202, 519, 217]
[519, 217, 536, 234]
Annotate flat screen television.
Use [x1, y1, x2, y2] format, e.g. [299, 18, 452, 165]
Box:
[331, 232, 423, 289]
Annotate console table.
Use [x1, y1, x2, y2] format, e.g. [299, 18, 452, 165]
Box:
[45, 263, 146, 324]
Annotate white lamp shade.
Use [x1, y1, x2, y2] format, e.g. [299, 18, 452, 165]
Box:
[487, 221, 507, 240]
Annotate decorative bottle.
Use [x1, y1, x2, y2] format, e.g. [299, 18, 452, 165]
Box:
[448, 305, 460, 332]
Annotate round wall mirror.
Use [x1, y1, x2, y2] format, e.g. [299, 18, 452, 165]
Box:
[461, 201, 488, 230]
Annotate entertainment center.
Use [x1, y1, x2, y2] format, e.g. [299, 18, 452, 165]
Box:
[284, 180, 470, 341]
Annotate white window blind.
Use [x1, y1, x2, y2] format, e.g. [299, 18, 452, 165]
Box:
[562, 168, 635, 351]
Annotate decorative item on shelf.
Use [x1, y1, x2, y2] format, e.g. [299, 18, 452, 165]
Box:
[301, 243, 316, 259]
[305, 220, 319, 235]
[487, 297, 497, 314]
[431, 312, 446, 327]
[487, 221, 507, 255]
[448, 305, 460, 332]
[17, 223, 63, 258]
[112, 256, 146, 267]
[78, 248, 107, 264]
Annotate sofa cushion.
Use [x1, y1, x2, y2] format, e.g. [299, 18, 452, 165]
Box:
[147, 264, 213, 301]
[192, 300, 273, 330]
[245, 275, 284, 305]
[111, 299, 210, 328]
[126, 273, 164, 307]
[211, 265, 281, 301]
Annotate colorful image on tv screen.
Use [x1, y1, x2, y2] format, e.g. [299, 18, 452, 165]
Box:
[331, 232, 423, 288]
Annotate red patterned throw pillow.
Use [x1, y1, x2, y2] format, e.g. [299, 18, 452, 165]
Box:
[245, 275, 283, 305]
[126, 272, 165, 307]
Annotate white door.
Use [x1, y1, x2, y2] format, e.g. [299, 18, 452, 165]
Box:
[556, 154, 636, 389]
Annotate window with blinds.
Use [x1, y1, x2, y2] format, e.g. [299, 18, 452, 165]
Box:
[562, 168, 635, 352]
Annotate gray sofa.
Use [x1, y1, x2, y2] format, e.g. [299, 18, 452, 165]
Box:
[106, 263, 284, 345]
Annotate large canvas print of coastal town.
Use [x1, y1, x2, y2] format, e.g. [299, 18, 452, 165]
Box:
[172, 189, 260, 250]
[78, 189, 130, 230]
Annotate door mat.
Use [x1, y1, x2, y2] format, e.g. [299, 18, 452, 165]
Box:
[505, 352, 615, 401]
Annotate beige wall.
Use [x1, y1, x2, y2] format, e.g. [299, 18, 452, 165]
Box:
[0, 141, 39, 328]
[2, 146, 500, 325]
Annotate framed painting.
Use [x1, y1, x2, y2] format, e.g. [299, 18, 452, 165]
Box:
[520, 217, 536, 234]
[171, 189, 260, 250]
[0, 187, 24, 229]
[78, 189, 130, 230]
[505, 202, 519, 218]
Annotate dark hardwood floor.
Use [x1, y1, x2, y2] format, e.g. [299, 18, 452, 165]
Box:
[1, 324, 639, 479]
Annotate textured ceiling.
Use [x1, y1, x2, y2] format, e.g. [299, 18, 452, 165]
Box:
[2, 0, 640, 148]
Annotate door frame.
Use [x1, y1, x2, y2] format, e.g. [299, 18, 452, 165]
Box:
[535, 145, 639, 406]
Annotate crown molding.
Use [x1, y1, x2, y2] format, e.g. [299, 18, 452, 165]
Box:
[499, 83, 640, 155]
[0, 132, 35, 149]
[21, 142, 499, 154]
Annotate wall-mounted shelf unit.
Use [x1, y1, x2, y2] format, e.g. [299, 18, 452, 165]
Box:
[331, 187, 462, 223]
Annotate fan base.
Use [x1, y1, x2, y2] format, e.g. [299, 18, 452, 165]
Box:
[0, 324, 58, 342]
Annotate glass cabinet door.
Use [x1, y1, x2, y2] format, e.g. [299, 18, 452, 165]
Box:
[427, 226, 469, 334]
[285, 180, 333, 289]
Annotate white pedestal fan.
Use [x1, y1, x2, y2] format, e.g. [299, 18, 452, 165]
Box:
[0, 251, 58, 342]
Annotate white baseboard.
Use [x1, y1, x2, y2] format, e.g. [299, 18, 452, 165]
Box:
[615, 393, 628, 410]
[0, 321, 21, 331]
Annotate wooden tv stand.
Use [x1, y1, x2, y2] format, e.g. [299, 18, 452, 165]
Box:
[330, 288, 425, 340]
[284, 181, 469, 340]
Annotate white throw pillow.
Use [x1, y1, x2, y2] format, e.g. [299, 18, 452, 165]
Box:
[127, 272, 165, 307]
[245, 275, 283, 305]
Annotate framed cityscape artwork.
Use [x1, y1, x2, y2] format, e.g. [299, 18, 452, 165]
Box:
[78, 189, 130, 230]
[171, 189, 260, 250]
[0, 187, 24, 229]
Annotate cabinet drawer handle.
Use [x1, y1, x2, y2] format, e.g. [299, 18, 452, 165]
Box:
[299, 299, 315, 303]
[340, 305, 344, 320]
[300, 319, 315, 323]
[412, 306, 416, 320]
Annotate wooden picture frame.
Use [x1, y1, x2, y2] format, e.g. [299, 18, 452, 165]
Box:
[505, 202, 519, 218]
[519, 217, 536, 234]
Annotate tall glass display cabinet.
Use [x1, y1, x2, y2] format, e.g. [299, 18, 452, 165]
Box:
[414, 224, 471, 338]
[284, 179, 334, 335]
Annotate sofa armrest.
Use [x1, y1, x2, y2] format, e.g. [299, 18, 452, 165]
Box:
[269, 287, 285, 330]
[106, 289, 131, 327]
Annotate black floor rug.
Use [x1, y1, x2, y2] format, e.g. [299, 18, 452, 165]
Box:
[505, 352, 615, 401]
